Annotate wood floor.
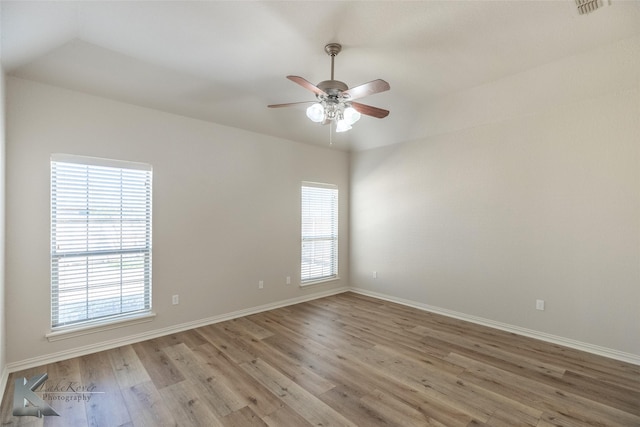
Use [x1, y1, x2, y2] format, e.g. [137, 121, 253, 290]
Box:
[2, 292, 639, 426]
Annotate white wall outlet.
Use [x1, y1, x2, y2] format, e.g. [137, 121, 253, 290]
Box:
[286, 276, 291, 285]
[172, 295, 179, 305]
[536, 299, 545, 311]
[258, 280, 264, 289]
[373, 271, 377, 279]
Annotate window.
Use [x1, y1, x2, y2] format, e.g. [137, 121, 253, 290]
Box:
[301, 182, 338, 284]
[51, 154, 152, 329]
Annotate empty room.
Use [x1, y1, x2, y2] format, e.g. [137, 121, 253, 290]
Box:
[0, 1, 639, 426]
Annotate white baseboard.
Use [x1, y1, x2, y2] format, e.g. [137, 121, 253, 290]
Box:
[349, 288, 640, 366]
[6, 287, 349, 374]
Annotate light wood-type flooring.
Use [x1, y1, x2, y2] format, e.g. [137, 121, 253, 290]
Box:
[2, 292, 639, 426]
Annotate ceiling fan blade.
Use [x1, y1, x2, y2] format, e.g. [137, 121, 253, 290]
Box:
[351, 102, 390, 119]
[342, 79, 390, 101]
[287, 76, 327, 96]
[268, 101, 315, 108]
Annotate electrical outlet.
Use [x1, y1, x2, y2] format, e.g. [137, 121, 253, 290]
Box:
[373, 271, 377, 279]
[286, 276, 291, 285]
[259, 280, 264, 289]
[172, 295, 179, 305]
[536, 299, 545, 311]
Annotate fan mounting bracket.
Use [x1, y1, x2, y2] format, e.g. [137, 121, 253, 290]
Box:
[324, 43, 342, 57]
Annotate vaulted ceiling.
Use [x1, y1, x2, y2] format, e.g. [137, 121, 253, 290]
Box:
[2, 1, 640, 151]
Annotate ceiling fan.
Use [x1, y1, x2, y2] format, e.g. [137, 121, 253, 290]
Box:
[268, 43, 390, 133]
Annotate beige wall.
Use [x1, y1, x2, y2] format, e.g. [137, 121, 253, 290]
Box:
[350, 37, 640, 357]
[5, 77, 350, 364]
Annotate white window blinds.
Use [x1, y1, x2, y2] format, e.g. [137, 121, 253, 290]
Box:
[51, 154, 152, 328]
[301, 182, 338, 283]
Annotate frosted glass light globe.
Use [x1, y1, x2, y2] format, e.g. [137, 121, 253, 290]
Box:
[306, 103, 325, 123]
[343, 106, 361, 125]
[335, 120, 352, 133]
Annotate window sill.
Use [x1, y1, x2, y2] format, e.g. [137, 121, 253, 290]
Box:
[46, 312, 156, 342]
[300, 276, 341, 287]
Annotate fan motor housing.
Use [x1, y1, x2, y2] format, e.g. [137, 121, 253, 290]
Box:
[317, 80, 348, 96]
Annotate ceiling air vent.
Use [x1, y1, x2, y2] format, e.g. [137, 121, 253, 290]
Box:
[575, 0, 605, 15]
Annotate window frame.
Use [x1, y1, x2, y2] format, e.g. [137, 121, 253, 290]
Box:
[50, 154, 153, 332]
[300, 181, 339, 286]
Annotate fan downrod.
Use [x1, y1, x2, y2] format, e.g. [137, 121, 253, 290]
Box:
[321, 43, 345, 92]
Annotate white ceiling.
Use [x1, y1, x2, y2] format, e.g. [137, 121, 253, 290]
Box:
[2, 1, 640, 151]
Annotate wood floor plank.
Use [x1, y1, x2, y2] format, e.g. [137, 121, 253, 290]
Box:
[248, 341, 336, 397]
[190, 342, 284, 418]
[411, 324, 568, 378]
[173, 329, 210, 350]
[536, 416, 575, 427]
[120, 380, 178, 427]
[162, 343, 246, 418]
[559, 369, 640, 416]
[220, 406, 267, 427]
[262, 329, 476, 427]
[261, 404, 315, 427]
[79, 351, 132, 427]
[261, 306, 375, 352]
[107, 345, 152, 389]
[196, 323, 259, 364]
[483, 408, 539, 427]
[41, 358, 88, 427]
[318, 385, 400, 427]
[240, 358, 357, 427]
[157, 380, 223, 427]
[211, 320, 337, 397]
[451, 352, 640, 426]
[2, 292, 639, 427]
[341, 343, 495, 422]
[341, 319, 452, 361]
[131, 338, 185, 390]
[227, 317, 275, 341]
[362, 388, 450, 427]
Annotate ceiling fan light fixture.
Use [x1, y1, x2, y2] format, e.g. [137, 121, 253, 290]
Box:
[306, 103, 325, 122]
[335, 119, 352, 133]
[343, 106, 361, 125]
[268, 43, 390, 141]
